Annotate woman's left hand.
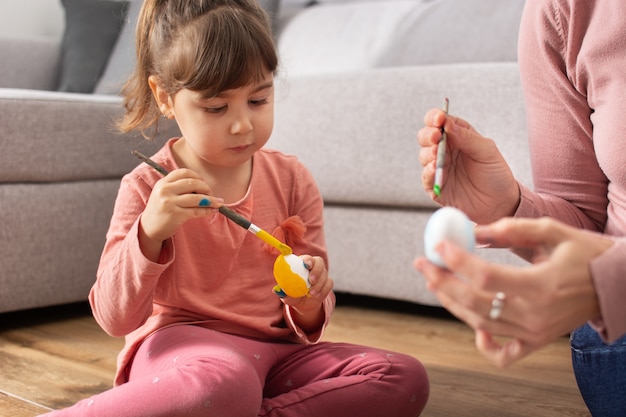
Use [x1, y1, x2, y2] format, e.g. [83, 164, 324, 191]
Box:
[414, 217, 612, 367]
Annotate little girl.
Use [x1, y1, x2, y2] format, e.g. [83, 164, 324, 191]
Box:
[41, 1, 429, 416]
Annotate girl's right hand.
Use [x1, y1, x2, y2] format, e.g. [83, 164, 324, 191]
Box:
[138, 168, 224, 261]
[417, 108, 520, 224]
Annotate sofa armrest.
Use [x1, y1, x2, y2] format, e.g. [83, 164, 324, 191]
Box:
[0, 89, 179, 183]
[0, 36, 61, 90]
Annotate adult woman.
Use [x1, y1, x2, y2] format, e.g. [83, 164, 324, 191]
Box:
[415, 0, 626, 415]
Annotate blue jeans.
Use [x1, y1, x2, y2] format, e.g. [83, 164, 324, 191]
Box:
[571, 323, 626, 417]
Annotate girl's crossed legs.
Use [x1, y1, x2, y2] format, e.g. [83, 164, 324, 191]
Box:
[41, 324, 429, 417]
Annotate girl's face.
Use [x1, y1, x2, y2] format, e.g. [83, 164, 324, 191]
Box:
[153, 70, 275, 170]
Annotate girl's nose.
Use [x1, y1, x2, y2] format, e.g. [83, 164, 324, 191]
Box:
[230, 111, 253, 135]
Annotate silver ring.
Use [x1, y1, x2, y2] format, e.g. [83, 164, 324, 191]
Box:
[489, 292, 506, 320]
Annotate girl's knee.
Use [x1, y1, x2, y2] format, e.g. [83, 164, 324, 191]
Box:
[177, 357, 263, 417]
[345, 348, 429, 415]
[381, 352, 430, 416]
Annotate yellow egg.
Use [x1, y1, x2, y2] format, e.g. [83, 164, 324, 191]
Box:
[273, 254, 310, 298]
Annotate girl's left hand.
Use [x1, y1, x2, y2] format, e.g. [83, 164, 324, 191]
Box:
[281, 255, 334, 332]
[414, 217, 611, 367]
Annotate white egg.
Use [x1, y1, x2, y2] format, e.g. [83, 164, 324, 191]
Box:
[423, 207, 475, 268]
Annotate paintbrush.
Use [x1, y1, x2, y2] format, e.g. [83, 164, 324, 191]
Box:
[433, 98, 449, 197]
[131, 150, 293, 255]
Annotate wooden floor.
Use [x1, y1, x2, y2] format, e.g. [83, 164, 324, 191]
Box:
[0, 295, 590, 417]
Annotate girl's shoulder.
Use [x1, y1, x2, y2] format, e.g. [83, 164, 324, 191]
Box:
[255, 147, 309, 172]
[256, 147, 300, 163]
[254, 147, 317, 187]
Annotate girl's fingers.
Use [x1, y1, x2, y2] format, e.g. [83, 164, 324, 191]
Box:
[167, 178, 213, 197]
[309, 275, 333, 302]
[158, 168, 215, 196]
[179, 193, 223, 209]
[156, 169, 226, 211]
[300, 256, 332, 300]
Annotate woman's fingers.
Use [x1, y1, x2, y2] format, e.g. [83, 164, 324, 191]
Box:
[416, 255, 528, 336]
[437, 239, 543, 297]
[475, 217, 568, 249]
[475, 330, 531, 368]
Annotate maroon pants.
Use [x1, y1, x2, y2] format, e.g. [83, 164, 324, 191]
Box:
[41, 325, 429, 417]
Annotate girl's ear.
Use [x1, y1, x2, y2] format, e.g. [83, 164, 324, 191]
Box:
[148, 75, 173, 117]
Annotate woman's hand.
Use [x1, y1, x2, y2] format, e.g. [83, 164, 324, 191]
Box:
[414, 217, 612, 367]
[281, 255, 334, 334]
[139, 168, 223, 261]
[417, 108, 520, 224]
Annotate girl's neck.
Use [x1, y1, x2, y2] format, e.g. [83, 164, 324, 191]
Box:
[171, 138, 252, 204]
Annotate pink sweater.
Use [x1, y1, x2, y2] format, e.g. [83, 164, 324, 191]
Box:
[90, 140, 335, 385]
[516, 0, 626, 342]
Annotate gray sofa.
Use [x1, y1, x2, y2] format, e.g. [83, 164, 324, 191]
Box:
[0, 0, 530, 314]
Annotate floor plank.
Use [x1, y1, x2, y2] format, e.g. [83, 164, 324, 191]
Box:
[324, 297, 589, 417]
[0, 392, 50, 416]
[0, 296, 590, 416]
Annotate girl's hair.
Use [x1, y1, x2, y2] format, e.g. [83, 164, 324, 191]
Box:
[118, 0, 278, 138]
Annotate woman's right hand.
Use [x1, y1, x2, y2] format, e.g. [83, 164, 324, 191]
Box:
[414, 217, 610, 367]
[138, 168, 224, 261]
[417, 108, 520, 224]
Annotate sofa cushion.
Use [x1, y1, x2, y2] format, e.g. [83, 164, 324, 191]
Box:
[94, 0, 141, 95]
[0, 37, 60, 90]
[278, 0, 425, 76]
[57, 0, 129, 93]
[278, 0, 524, 76]
[376, 0, 525, 66]
[269, 63, 530, 209]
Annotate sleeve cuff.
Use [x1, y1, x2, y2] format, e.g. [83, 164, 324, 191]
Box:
[589, 238, 626, 343]
[514, 182, 540, 218]
[130, 215, 175, 272]
[284, 292, 336, 344]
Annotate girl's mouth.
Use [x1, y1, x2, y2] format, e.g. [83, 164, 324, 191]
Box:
[229, 144, 251, 152]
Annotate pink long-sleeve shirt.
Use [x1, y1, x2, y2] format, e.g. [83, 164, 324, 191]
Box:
[515, 0, 626, 342]
[90, 139, 334, 385]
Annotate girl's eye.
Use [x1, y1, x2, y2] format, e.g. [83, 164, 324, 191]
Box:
[250, 98, 269, 106]
[204, 105, 226, 114]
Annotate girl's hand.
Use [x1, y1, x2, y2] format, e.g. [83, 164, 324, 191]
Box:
[417, 108, 520, 224]
[281, 255, 334, 333]
[414, 217, 611, 367]
[139, 168, 223, 261]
